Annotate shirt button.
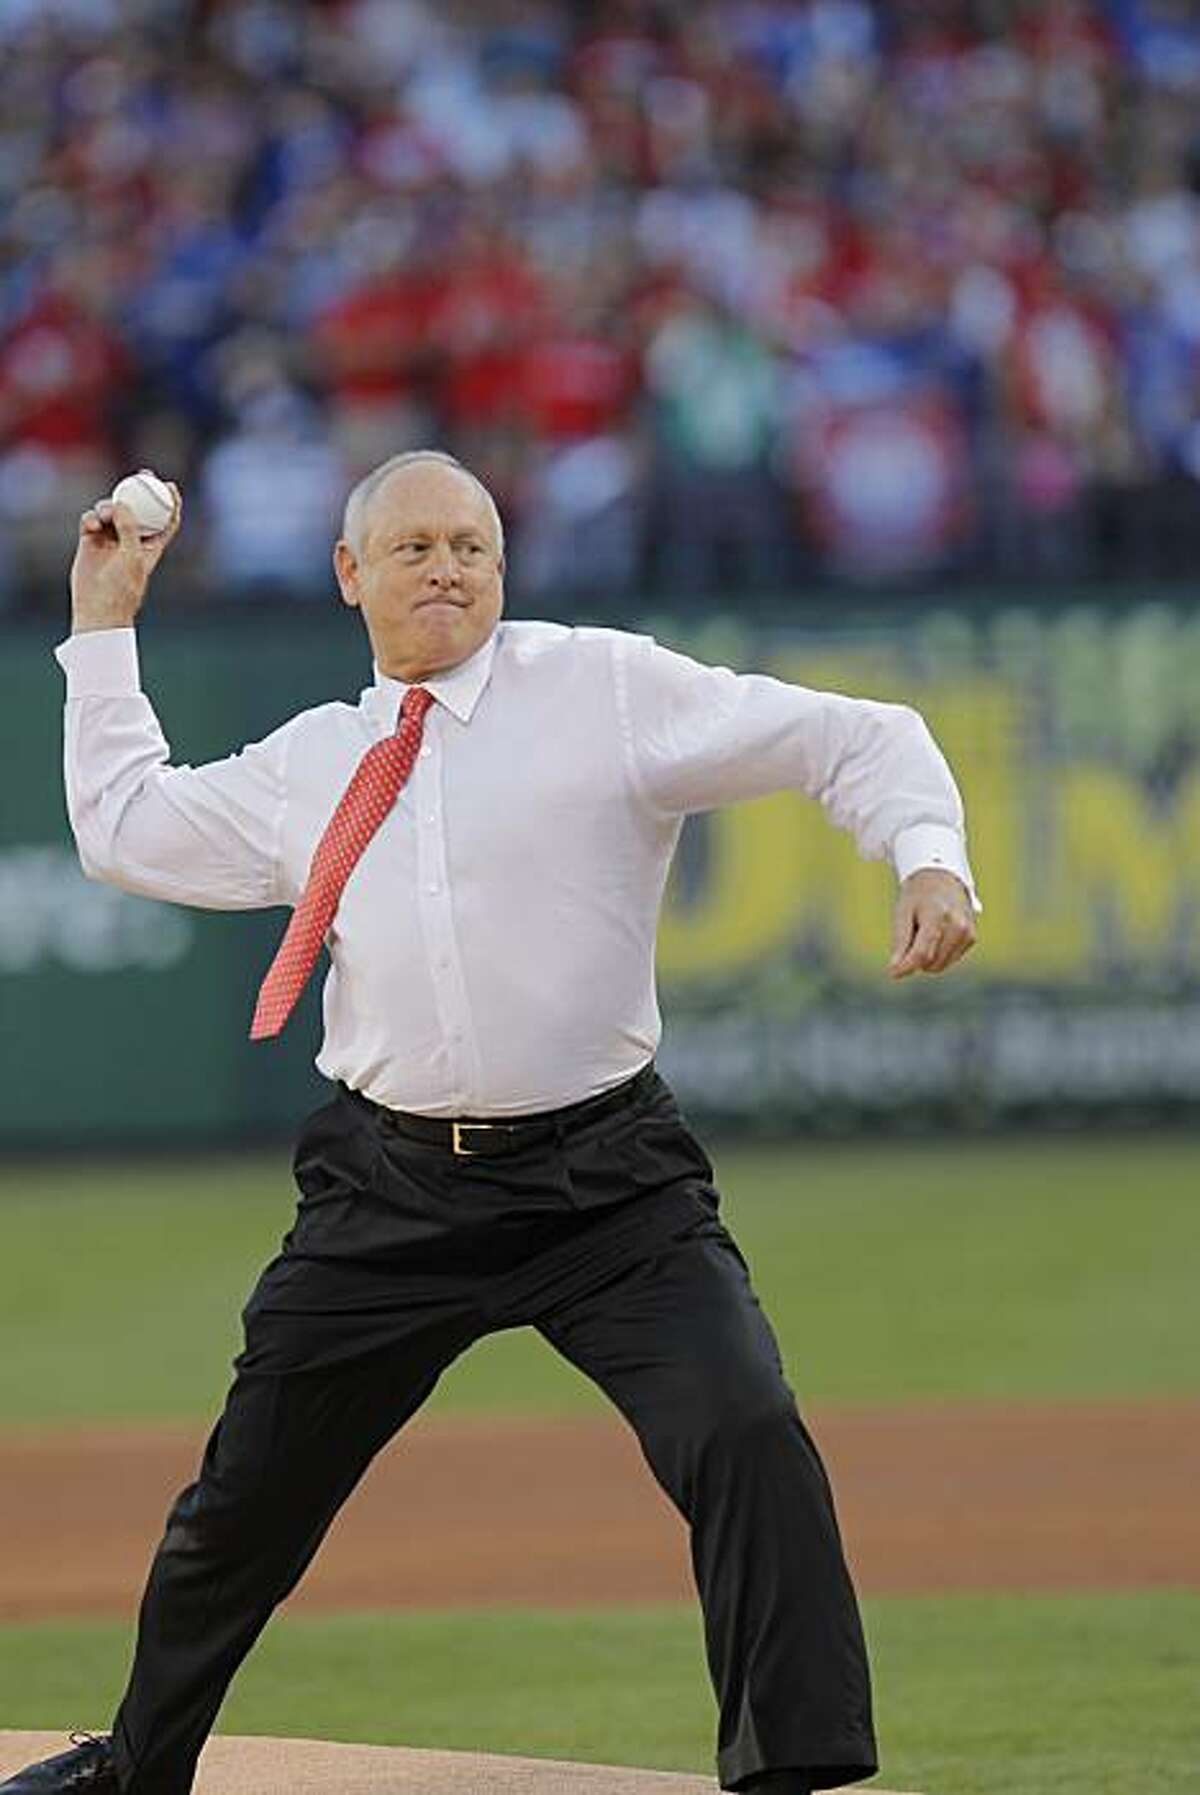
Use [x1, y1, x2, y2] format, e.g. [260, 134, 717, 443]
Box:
[426, 813, 436, 824]
[420, 745, 432, 759]
[427, 882, 440, 895]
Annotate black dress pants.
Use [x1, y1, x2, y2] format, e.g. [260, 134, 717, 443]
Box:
[110, 1070, 877, 1794]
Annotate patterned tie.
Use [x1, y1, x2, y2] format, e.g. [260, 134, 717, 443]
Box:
[250, 685, 435, 1040]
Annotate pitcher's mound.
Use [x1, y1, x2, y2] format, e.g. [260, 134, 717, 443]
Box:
[0, 1733, 914, 1793]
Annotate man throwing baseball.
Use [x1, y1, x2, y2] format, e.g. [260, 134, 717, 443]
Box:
[7, 451, 977, 1795]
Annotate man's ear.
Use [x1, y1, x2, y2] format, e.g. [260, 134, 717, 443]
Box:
[334, 539, 360, 609]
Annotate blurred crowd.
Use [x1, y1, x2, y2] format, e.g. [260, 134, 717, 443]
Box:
[4, 0, 1200, 612]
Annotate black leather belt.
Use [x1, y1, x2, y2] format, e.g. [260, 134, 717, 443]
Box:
[347, 1061, 657, 1157]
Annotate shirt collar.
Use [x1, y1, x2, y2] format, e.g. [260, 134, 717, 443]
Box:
[369, 626, 499, 727]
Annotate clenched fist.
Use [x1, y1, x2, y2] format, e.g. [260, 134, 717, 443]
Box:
[888, 867, 977, 979]
[69, 484, 182, 634]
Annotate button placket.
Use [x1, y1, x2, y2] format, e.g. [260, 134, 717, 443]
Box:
[412, 724, 473, 1110]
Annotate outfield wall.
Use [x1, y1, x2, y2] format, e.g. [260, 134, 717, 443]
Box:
[3, 596, 1199, 1145]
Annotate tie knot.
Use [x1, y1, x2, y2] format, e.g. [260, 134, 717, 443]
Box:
[400, 686, 434, 729]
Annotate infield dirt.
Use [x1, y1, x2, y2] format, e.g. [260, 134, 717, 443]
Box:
[1, 1397, 1196, 1619]
[0, 1732, 928, 1793]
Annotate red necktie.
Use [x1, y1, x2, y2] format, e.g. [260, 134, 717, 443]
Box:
[250, 685, 435, 1040]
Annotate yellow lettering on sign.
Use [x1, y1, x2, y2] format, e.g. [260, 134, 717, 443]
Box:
[658, 794, 816, 978]
[1060, 768, 1200, 957]
[656, 640, 1200, 990]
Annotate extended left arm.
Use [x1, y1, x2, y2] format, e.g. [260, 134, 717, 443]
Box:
[617, 635, 979, 978]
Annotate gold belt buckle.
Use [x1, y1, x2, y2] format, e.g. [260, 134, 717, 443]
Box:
[452, 1121, 491, 1157]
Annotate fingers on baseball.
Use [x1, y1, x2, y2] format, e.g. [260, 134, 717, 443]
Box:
[162, 483, 183, 540]
[145, 491, 183, 565]
[110, 500, 143, 548]
[80, 501, 118, 541]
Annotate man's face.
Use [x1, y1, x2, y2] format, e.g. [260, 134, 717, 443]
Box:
[334, 462, 505, 682]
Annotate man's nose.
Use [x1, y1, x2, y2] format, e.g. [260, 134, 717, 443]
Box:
[427, 542, 460, 585]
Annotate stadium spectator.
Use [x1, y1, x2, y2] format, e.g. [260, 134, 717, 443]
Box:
[309, 216, 441, 480]
[508, 269, 642, 599]
[645, 290, 787, 593]
[199, 331, 343, 598]
[4, 0, 1200, 608]
[0, 245, 130, 595]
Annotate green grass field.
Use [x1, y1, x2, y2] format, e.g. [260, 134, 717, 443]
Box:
[1, 1137, 1197, 1423]
[2, 1595, 1196, 1795]
[2, 1137, 1197, 1794]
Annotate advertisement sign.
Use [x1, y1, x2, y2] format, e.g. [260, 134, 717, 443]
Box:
[3, 602, 1198, 1145]
[657, 605, 1200, 1121]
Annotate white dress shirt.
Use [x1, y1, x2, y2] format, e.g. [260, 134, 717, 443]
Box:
[56, 620, 977, 1116]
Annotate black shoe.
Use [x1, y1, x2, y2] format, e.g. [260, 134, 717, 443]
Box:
[0, 1735, 118, 1792]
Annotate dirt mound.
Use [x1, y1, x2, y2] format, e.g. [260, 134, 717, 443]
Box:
[0, 1733, 916, 1794]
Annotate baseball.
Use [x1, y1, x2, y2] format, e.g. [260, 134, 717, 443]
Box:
[109, 468, 177, 538]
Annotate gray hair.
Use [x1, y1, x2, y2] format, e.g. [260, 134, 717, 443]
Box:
[341, 449, 505, 558]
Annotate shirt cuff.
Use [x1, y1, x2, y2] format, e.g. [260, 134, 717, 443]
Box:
[892, 823, 982, 912]
[54, 628, 142, 697]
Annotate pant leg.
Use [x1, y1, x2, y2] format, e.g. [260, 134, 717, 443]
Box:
[110, 1307, 476, 1795]
[537, 1197, 877, 1792]
[109, 1075, 670, 1795]
[110, 1093, 486, 1795]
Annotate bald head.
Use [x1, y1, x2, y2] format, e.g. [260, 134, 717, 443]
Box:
[342, 450, 505, 561]
[333, 448, 506, 683]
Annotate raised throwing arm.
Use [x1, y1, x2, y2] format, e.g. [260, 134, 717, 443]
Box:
[58, 486, 288, 911]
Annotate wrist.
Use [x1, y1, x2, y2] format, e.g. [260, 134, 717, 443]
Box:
[70, 601, 141, 634]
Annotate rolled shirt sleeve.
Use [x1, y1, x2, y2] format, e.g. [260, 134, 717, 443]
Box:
[56, 628, 288, 910]
[618, 636, 980, 905]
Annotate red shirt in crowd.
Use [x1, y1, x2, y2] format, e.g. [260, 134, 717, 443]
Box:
[516, 331, 637, 439]
[311, 271, 443, 411]
[0, 290, 129, 456]
[433, 253, 548, 428]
